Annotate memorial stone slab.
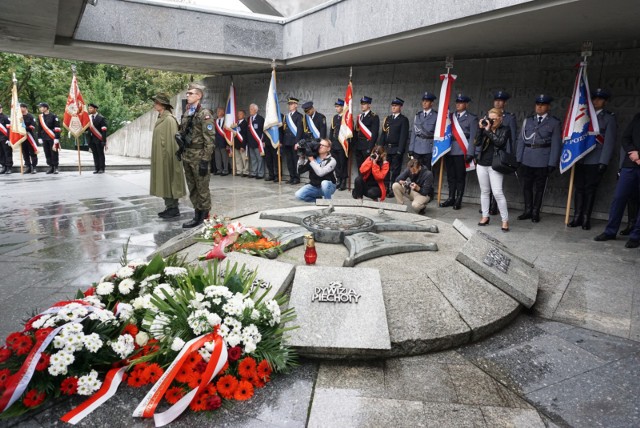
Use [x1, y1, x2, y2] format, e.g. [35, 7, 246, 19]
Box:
[222, 252, 296, 301]
[316, 199, 363, 207]
[455, 234, 539, 308]
[302, 213, 376, 243]
[367, 211, 439, 233]
[259, 206, 334, 225]
[148, 226, 203, 259]
[474, 230, 535, 268]
[362, 199, 408, 212]
[285, 266, 391, 356]
[261, 226, 308, 251]
[343, 232, 438, 267]
[452, 219, 473, 240]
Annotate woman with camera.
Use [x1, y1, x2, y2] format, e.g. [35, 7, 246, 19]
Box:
[474, 108, 512, 231]
[352, 145, 390, 201]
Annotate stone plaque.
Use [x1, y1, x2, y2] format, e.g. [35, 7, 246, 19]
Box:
[361, 199, 408, 212]
[302, 213, 376, 243]
[343, 232, 438, 267]
[455, 234, 538, 308]
[285, 266, 391, 356]
[261, 226, 308, 251]
[259, 206, 334, 225]
[222, 252, 296, 301]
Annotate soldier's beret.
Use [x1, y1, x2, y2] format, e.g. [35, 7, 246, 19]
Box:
[535, 94, 553, 104]
[360, 96, 372, 104]
[88, 103, 99, 109]
[302, 101, 314, 111]
[19, 103, 28, 108]
[391, 97, 404, 106]
[493, 91, 510, 101]
[288, 97, 299, 104]
[591, 88, 610, 99]
[38, 102, 49, 109]
[187, 83, 205, 92]
[335, 98, 345, 106]
[152, 93, 174, 109]
[422, 92, 437, 101]
[455, 93, 471, 103]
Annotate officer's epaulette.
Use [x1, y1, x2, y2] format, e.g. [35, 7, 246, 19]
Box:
[415, 111, 422, 116]
[604, 110, 615, 116]
[370, 112, 377, 117]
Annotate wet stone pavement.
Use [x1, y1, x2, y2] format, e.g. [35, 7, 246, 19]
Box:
[0, 170, 639, 427]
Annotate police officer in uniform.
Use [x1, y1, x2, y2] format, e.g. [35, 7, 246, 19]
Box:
[302, 101, 327, 140]
[86, 103, 108, 173]
[354, 96, 379, 169]
[180, 83, 215, 228]
[282, 97, 303, 184]
[516, 94, 562, 223]
[440, 94, 477, 210]
[21, 103, 38, 174]
[0, 104, 12, 174]
[379, 97, 410, 195]
[36, 102, 61, 174]
[408, 92, 437, 170]
[330, 98, 350, 190]
[567, 89, 617, 230]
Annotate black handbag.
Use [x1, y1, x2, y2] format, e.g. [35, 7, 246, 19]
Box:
[492, 148, 519, 174]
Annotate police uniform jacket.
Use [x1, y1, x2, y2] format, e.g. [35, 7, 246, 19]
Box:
[516, 114, 562, 168]
[37, 113, 61, 141]
[282, 111, 303, 146]
[580, 110, 616, 165]
[502, 112, 517, 152]
[235, 119, 248, 150]
[621, 113, 640, 169]
[213, 116, 227, 148]
[180, 104, 215, 161]
[354, 110, 379, 151]
[302, 112, 327, 140]
[450, 111, 478, 157]
[330, 113, 350, 151]
[86, 114, 108, 145]
[0, 113, 10, 143]
[246, 114, 265, 150]
[380, 113, 409, 155]
[409, 109, 437, 155]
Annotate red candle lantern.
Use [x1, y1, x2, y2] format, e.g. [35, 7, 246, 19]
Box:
[304, 233, 317, 265]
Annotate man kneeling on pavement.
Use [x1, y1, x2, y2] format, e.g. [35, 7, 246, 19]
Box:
[392, 158, 434, 214]
[295, 138, 337, 202]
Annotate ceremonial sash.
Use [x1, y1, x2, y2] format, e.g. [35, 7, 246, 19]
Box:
[89, 117, 103, 141]
[357, 114, 372, 141]
[234, 122, 244, 143]
[215, 119, 225, 137]
[38, 114, 55, 140]
[285, 113, 297, 136]
[305, 114, 320, 139]
[451, 113, 474, 170]
[249, 117, 264, 154]
[0, 122, 7, 137]
[26, 133, 38, 152]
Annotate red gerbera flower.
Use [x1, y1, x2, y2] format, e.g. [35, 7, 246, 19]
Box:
[233, 380, 254, 401]
[228, 346, 242, 362]
[23, 389, 46, 408]
[174, 365, 192, 384]
[35, 328, 54, 342]
[251, 375, 266, 389]
[84, 286, 95, 297]
[0, 347, 11, 363]
[35, 353, 50, 372]
[143, 363, 164, 384]
[216, 375, 238, 399]
[5, 332, 23, 349]
[164, 386, 185, 405]
[187, 371, 204, 390]
[237, 357, 257, 378]
[60, 377, 78, 395]
[122, 324, 139, 337]
[186, 351, 202, 367]
[257, 359, 272, 379]
[13, 336, 34, 356]
[206, 394, 222, 410]
[0, 369, 11, 388]
[188, 391, 209, 412]
[127, 370, 146, 388]
[204, 383, 217, 396]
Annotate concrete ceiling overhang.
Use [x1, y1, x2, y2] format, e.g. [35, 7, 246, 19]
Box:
[0, 0, 637, 75]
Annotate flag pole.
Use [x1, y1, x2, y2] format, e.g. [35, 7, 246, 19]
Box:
[75, 136, 82, 175]
[437, 57, 454, 205]
[347, 66, 353, 191]
[272, 59, 282, 184]
[231, 77, 236, 177]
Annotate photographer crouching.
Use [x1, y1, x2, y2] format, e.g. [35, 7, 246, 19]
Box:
[352, 146, 390, 201]
[295, 138, 338, 202]
[391, 159, 434, 214]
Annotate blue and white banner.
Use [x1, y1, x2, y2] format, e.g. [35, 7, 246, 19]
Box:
[264, 69, 282, 149]
[432, 73, 456, 166]
[305, 114, 321, 139]
[559, 63, 599, 174]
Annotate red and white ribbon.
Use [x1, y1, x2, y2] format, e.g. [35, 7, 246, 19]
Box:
[248, 117, 264, 155]
[451, 113, 474, 170]
[39, 115, 56, 140]
[357, 114, 372, 141]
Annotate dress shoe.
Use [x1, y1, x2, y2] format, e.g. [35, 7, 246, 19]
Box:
[594, 233, 615, 242]
[221, 172, 228, 176]
[241, 174, 247, 177]
[478, 217, 490, 226]
[5, 168, 12, 174]
[98, 170, 105, 174]
[93, 170, 100, 174]
[46, 166, 54, 174]
[255, 176, 263, 179]
[53, 167, 59, 174]
[517, 211, 532, 220]
[31, 167, 37, 174]
[531, 213, 540, 223]
[567, 215, 583, 228]
[159, 207, 180, 219]
[625, 239, 640, 248]
[339, 179, 347, 191]
[264, 176, 274, 181]
[214, 172, 222, 176]
[581, 220, 591, 230]
[24, 166, 32, 174]
[439, 197, 455, 208]
[291, 178, 300, 185]
[620, 225, 634, 236]
[286, 179, 294, 184]
[0, 166, 5, 174]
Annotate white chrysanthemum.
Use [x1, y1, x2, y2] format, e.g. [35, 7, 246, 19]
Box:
[132, 294, 152, 310]
[164, 266, 187, 277]
[96, 282, 115, 296]
[218, 324, 230, 337]
[223, 317, 242, 332]
[127, 260, 147, 269]
[139, 274, 161, 290]
[82, 333, 103, 353]
[265, 300, 281, 326]
[149, 314, 171, 339]
[118, 278, 135, 295]
[187, 310, 220, 335]
[198, 348, 211, 362]
[116, 303, 134, 321]
[171, 337, 185, 352]
[250, 309, 260, 320]
[242, 297, 255, 310]
[82, 296, 103, 307]
[109, 334, 135, 359]
[153, 283, 175, 300]
[116, 266, 134, 279]
[242, 324, 261, 341]
[77, 370, 102, 396]
[203, 285, 233, 300]
[88, 308, 116, 323]
[222, 299, 243, 317]
[244, 341, 257, 354]
[135, 331, 149, 347]
[225, 333, 242, 347]
[48, 350, 75, 376]
[32, 314, 52, 330]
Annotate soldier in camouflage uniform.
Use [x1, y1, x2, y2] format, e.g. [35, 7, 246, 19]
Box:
[180, 83, 215, 228]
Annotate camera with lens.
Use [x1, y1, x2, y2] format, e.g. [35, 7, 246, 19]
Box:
[370, 152, 378, 160]
[480, 117, 495, 128]
[402, 177, 412, 194]
[297, 138, 321, 157]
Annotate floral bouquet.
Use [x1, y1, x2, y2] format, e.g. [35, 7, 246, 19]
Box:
[199, 215, 283, 260]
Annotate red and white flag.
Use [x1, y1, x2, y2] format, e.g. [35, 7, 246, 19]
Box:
[63, 72, 91, 138]
[9, 74, 26, 147]
[338, 80, 353, 155]
[223, 82, 236, 146]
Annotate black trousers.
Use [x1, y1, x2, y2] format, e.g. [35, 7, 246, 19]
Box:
[352, 175, 382, 200]
[42, 139, 59, 167]
[573, 163, 603, 216]
[22, 139, 38, 167]
[444, 154, 466, 197]
[331, 147, 348, 179]
[385, 152, 404, 190]
[0, 141, 12, 167]
[282, 144, 298, 179]
[520, 165, 549, 211]
[413, 153, 432, 170]
[264, 142, 277, 179]
[89, 140, 105, 171]
[355, 148, 370, 173]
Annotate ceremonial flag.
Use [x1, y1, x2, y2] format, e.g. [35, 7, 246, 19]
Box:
[9, 73, 26, 147]
[338, 80, 353, 155]
[223, 82, 236, 145]
[264, 69, 282, 149]
[559, 62, 599, 174]
[432, 73, 456, 166]
[63, 72, 90, 138]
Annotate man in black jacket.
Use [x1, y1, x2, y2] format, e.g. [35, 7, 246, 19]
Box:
[37, 102, 61, 174]
[380, 97, 410, 196]
[330, 98, 350, 191]
[301, 101, 327, 140]
[0, 104, 12, 174]
[391, 158, 434, 214]
[246, 103, 265, 179]
[282, 97, 303, 184]
[295, 138, 337, 202]
[21, 103, 39, 174]
[86, 103, 108, 173]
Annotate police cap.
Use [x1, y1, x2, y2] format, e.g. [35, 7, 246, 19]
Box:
[88, 103, 99, 109]
[422, 92, 437, 101]
[301, 101, 314, 111]
[360, 96, 372, 104]
[391, 97, 404, 106]
[493, 91, 510, 101]
[455, 93, 471, 103]
[591, 88, 610, 100]
[38, 102, 49, 109]
[335, 98, 345, 106]
[535, 94, 553, 104]
[288, 97, 299, 104]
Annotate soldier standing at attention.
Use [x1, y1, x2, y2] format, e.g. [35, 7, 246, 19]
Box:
[408, 92, 437, 170]
[515, 94, 562, 223]
[354, 96, 379, 169]
[21, 103, 39, 174]
[180, 83, 215, 229]
[86, 103, 108, 174]
[439, 94, 477, 210]
[567, 88, 617, 230]
[282, 97, 303, 184]
[330, 98, 349, 191]
[379, 97, 410, 196]
[0, 104, 12, 174]
[37, 102, 61, 175]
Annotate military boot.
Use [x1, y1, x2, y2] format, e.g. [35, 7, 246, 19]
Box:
[182, 210, 202, 229]
[160, 207, 180, 219]
[568, 191, 584, 227]
[439, 191, 456, 207]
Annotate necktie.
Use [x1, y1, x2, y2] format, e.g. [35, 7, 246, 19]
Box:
[537, 116, 542, 124]
[91, 114, 95, 121]
[361, 113, 364, 121]
[423, 112, 426, 118]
